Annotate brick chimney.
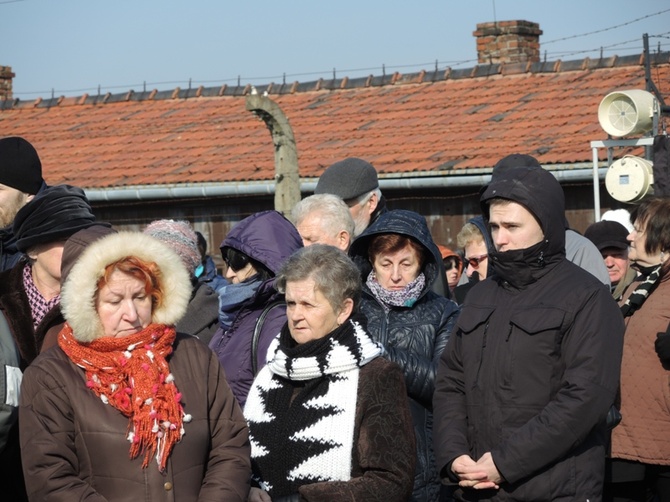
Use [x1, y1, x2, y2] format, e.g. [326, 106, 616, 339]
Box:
[473, 20, 542, 64]
[0, 65, 15, 100]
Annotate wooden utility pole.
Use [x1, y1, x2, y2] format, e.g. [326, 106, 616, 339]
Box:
[245, 93, 300, 215]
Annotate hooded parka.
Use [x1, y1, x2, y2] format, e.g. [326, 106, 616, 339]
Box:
[209, 211, 303, 407]
[19, 232, 251, 501]
[433, 166, 624, 501]
[350, 209, 460, 502]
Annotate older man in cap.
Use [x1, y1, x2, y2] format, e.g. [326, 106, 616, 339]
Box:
[315, 157, 386, 237]
[585, 220, 636, 300]
[0, 137, 46, 272]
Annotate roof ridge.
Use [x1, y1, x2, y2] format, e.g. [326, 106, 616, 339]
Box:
[1, 51, 668, 111]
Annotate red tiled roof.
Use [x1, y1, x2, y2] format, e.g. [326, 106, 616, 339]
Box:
[1, 54, 668, 190]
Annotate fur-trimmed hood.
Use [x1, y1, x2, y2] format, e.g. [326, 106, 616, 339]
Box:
[60, 231, 191, 343]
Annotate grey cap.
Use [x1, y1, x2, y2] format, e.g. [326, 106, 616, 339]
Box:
[315, 158, 378, 200]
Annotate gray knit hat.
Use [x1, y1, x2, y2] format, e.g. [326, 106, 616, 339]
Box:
[143, 219, 200, 275]
[315, 158, 379, 200]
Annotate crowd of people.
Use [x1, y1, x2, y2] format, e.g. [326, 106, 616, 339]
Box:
[0, 136, 667, 502]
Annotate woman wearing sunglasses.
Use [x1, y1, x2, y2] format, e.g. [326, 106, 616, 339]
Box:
[208, 211, 303, 408]
[453, 216, 495, 304]
[437, 245, 463, 298]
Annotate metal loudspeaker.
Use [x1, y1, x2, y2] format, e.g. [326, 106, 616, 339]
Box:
[598, 90, 657, 137]
[605, 155, 654, 203]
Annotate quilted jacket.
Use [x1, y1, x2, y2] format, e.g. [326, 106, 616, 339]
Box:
[350, 209, 460, 502]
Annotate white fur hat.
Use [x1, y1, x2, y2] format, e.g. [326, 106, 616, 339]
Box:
[60, 231, 191, 342]
[601, 209, 634, 233]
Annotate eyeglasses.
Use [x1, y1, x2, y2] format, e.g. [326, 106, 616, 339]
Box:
[465, 254, 488, 268]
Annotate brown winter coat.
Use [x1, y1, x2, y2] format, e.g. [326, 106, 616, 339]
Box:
[612, 273, 670, 465]
[297, 357, 417, 501]
[19, 232, 252, 502]
[20, 334, 251, 502]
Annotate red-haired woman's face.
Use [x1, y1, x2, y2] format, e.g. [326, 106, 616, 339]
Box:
[96, 270, 152, 338]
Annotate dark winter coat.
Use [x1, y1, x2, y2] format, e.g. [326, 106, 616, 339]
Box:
[209, 211, 302, 408]
[0, 226, 22, 273]
[0, 260, 73, 501]
[298, 358, 416, 501]
[350, 209, 460, 502]
[177, 280, 219, 346]
[433, 166, 624, 501]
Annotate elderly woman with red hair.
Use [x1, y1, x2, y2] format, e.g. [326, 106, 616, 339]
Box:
[19, 231, 250, 501]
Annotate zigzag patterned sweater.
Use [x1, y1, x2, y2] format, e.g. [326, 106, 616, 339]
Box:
[245, 317, 412, 499]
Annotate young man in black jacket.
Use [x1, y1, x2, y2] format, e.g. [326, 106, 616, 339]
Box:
[433, 163, 624, 500]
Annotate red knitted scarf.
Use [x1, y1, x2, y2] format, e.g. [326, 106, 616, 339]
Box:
[58, 323, 190, 471]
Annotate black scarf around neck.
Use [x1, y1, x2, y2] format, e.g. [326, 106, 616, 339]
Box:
[490, 239, 562, 289]
[620, 263, 663, 318]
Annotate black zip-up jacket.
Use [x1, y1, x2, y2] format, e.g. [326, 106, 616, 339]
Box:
[350, 209, 460, 502]
[433, 166, 624, 501]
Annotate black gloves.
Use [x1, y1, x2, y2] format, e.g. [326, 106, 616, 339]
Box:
[655, 331, 670, 369]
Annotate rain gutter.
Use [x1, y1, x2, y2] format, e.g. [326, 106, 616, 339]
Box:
[84, 166, 607, 202]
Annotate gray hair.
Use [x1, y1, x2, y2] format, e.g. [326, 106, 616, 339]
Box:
[275, 244, 361, 311]
[351, 187, 382, 208]
[456, 222, 484, 249]
[291, 194, 355, 238]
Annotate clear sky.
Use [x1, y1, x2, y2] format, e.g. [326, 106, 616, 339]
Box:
[2, 0, 669, 101]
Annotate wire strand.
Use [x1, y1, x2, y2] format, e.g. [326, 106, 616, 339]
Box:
[11, 12, 670, 98]
[543, 8, 670, 45]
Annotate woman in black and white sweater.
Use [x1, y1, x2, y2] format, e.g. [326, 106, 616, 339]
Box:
[244, 245, 416, 502]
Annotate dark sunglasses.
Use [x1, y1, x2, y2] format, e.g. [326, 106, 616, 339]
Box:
[465, 254, 488, 268]
[222, 248, 250, 272]
[443, 257, 461, 271]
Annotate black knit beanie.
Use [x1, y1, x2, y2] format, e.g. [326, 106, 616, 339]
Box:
[13, 184, 98, 252]
[0, 136, 44, 194]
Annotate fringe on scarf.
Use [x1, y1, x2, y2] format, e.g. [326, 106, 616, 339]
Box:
[58, 323, 191, 470]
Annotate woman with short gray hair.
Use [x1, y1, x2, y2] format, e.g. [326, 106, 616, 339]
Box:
[245, 245, 415, 502]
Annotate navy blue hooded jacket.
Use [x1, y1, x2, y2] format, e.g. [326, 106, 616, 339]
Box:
[350, 209, 460, 502]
